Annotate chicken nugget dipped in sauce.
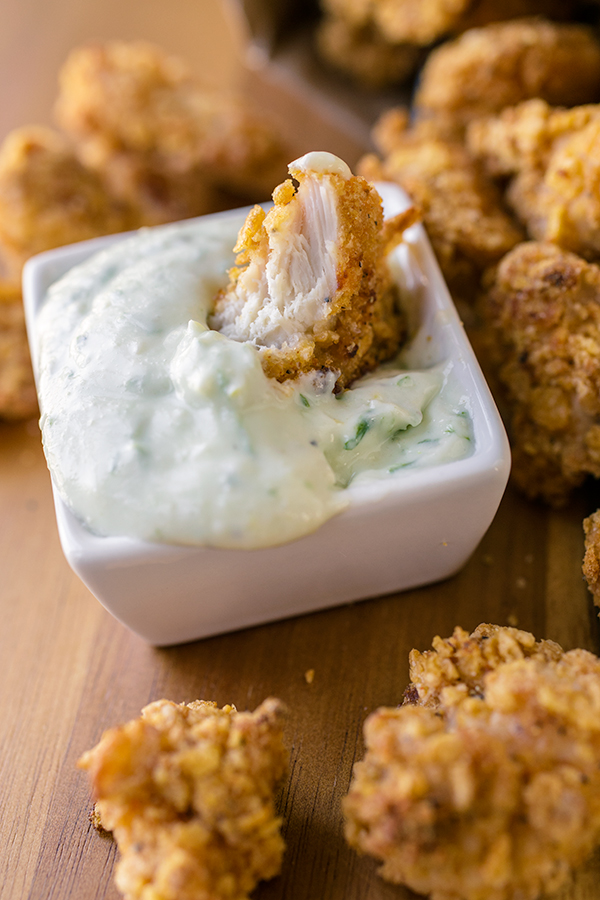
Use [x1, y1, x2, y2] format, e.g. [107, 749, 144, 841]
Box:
[210, 151, 417, 392]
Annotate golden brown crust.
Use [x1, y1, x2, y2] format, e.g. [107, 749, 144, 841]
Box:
[55, 41, 287, 225]
[320, 0, 572, 49]
[414, 18, 600, 132]
[481, 241, 600, 505]
[344, 624, 600, 900]
[583, 510, 600, 608]
[0, 125, 133, 275]
[79, 697, 288, 900]
[0, 287, 37, 420]
[358, 114, 523, 301]
[211, 163, 416, 391]
[407, 622, 563, 706]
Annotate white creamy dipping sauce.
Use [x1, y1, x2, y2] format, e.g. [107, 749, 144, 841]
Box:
[36, 211, 473, 549]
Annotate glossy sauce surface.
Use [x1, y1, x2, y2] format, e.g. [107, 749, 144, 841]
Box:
[37, 212, 472, 548]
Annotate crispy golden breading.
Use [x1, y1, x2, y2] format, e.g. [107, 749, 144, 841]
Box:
[469, 100, 600, 261]
[414, 18, 600, 132]
[0, 125, 133, 278]
[481, 241, 600, 505]
[583, 510, 600, 608]
[321, 0, 471, 47]
[344, 624, 600, 900]
[316, 14, 421, 88]
[0, 283, 37, 420]
[406, 622, 563, 706]
[358, 112, 523, 301]
[466, 98, 600, 177]
[79, 698, 288, 900]
[456, 0, 573, 31]
[55, 41, 287, 225]
[210, 155, 416, 391]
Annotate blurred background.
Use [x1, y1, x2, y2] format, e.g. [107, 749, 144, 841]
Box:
[0, 0, 245, 141]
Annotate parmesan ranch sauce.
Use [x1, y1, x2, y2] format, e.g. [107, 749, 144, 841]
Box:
[37, 211, 472, 549]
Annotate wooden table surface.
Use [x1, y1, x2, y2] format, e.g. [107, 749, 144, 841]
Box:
[2, 420, 600, 900]
[2, 4, 600, 900]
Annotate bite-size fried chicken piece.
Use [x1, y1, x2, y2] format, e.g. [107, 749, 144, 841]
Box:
[469, 100, 600, 261]
[0, 282, 37, 420]
[0, 126, 132, 421]
[406, 622, 563, 706]
[466, 98, 600, 178]
[344, 624, 600, 900]
[0, 125, 133, 279]
[358, 111, 523, 301]
[414, 18, 600, 133]
[55, 41, 288, 225]
[210, 152, 416, 391]
[481, 241, 600, 505]
[79, 698, 288, 900]
[316, 14, 421, 88]
[583, 510, 600, 608]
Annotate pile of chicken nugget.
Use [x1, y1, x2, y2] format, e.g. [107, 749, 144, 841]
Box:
[5, 6, 600, 898]
[321, 1, 600, 609]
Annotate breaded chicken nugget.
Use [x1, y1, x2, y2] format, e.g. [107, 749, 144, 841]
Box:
[469, 100, 600, 261]
[358, 112, 523, 301]
[79, 697, 288, 900]
[316, 14, 421, 88]
[0, 282, 37, 420]
[344, 624, 600, 900]
[210, 152, 416, 391]
[55, 41, 287, 225]
[466, 98, 600, 177]
[583, 510, 600, 608]
[0, 125, 133, 278]
[0, 126, 132, 421]
[481, 241, 600, 505]
[414, 18, 600, 132]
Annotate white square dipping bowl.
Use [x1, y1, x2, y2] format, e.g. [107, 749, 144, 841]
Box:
[23, 185, 510, 646]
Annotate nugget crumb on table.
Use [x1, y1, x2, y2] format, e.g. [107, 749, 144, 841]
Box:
[79, 697, 288, 900]
[344, 623, 600, 900]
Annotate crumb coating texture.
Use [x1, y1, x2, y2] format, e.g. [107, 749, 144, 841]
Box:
[344, 624, 600, 900]
[211, 164, 414, 390]
[480, 241, 600, 505]
[79, 698, 288, 900]
[359, 113, 522, 301]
